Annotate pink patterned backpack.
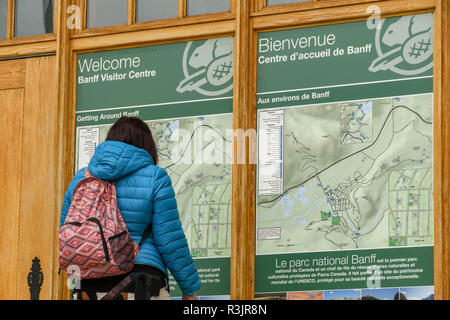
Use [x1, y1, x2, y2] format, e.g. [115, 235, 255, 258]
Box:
[59, 168, 142, 279]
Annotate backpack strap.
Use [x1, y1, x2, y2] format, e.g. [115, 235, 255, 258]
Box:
[100, 274, 134, 300]
[84, 167, 151, 246]
[100, 272, 160, 300]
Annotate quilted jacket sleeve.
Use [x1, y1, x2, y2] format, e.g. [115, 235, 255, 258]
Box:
[59, 169, 86, 227]
[152, 167, 201, 296]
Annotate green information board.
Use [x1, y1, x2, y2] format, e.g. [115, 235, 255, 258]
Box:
[75, 37, 235, 298]
[255, 14, 435, 300]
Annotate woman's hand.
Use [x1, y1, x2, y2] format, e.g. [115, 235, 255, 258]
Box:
[182, 292, 197, 300]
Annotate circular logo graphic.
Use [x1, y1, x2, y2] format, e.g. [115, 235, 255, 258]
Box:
[369, 13, 433, 76]
[176, 37, 234, 97]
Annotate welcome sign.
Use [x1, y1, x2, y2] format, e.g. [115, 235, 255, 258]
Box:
[255, 14, 434, 300]
[75, 37, 235, 298]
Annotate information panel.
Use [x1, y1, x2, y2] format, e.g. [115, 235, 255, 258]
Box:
[255, 14, 434, 300]
[75, 37, 234, 298]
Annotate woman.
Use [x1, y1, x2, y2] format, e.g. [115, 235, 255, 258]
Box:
[60, 116, 201, 300]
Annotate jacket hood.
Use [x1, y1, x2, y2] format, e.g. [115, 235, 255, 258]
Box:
[88, 140, 154, 181]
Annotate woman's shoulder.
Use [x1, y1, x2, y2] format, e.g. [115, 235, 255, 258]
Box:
[126, 165, 173, 193]
[133, 163, 168, 178]
[74, 167, 86, 178]
[64, 168, 87, 197]
[70, 168, 86, 185]
[117, 164, 166, 189]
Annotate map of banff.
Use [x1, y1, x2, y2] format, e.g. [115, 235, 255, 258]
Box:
[76, 113, 233, 258]
[256, 94, 433, 255]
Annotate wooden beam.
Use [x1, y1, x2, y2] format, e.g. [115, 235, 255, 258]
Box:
[0, 40, 56, 58]
[433, 0, 450, 301]
[253, 0, 435, 30]
[253, 0, 408, 16]
[81, 0, 87, 31]
[71, 11, 233, 39]
[178, 0, 186, 18]
[71, 19, 234, 52]
[128, 0, 136, 25]
[6, 0, 15, 39]
[54, 0, 76, 300]
[230, 0, 238, 15]
[254, 0, 266, 13]
[231, 0, 255, 300]
[444, 0, 450, 300]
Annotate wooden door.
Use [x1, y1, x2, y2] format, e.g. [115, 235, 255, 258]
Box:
[0, 56, 58, 300]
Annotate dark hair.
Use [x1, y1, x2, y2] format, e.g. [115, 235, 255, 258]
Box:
[106, 116, 158, 165]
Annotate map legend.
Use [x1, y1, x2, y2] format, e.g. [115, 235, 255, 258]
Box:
[258, 110, 284, 196]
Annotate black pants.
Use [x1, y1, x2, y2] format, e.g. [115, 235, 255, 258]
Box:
[76, 264, 168, 300]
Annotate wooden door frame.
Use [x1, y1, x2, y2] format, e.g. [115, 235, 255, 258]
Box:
[249, 0, 449, 300]
[58, 0, 449, 300]
[55, 0, 239, 300]
[0, 0, 439, 300]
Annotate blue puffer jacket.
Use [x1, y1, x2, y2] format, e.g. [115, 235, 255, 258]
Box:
[60, 140, 201, 295]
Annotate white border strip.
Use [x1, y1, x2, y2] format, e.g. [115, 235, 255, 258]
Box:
[75, 111, 233, 129]
[256, 92, 433, 112]
[76, 96, 234, 114]
[255, 244, 434, 257]
[256, 76, 433, 96]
